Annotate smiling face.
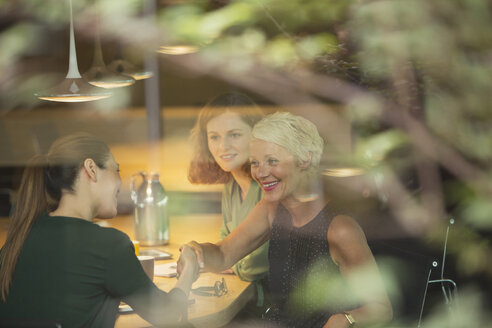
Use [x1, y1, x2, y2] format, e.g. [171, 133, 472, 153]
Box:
[206, 111, 253, 174]
[94, 154, 121, 219]
[249, 139, 304, 204]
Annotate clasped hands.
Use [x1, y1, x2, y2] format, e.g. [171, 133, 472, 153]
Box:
[176, 241, 204, 281]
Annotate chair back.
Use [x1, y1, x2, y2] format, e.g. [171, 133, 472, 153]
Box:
[418, 219, 459, 327]
[369, 238, 435, 325]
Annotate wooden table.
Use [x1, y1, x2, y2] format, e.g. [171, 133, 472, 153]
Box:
[0, 214, 254, 328]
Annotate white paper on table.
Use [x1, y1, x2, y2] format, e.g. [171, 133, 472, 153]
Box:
[154, 262, 178, 277]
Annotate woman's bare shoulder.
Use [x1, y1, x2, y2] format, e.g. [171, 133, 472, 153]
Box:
[327, 214, 366, 246]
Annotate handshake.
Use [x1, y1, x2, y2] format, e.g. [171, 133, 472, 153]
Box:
[176, 241, 205, 283]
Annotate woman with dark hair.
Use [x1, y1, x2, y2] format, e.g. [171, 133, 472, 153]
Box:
[188, 93, 269, 305]
[0, 133, 199, 328]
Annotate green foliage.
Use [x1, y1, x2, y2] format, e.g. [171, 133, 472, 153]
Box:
[288, 258, 357, 312]
[296, 33, 339, 61]
[462, 196, 492, 229]
[261, 36, 297, 67]
[1, 3, 491, 316]
[159, 1, 258, 44]
[259, 0, 350, 32]
[15, 0, 68, 24]
[355, 129, 409, 166]
[0, 24, 37, 73]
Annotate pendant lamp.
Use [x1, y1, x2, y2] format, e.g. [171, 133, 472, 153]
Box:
[107, 45, 153, 80]
[157, 44, 200, 55]
[83, 20, 136, 88]
[322, 167, 364, 177]
[157, 29, 217, 55]
[35, 0, 111, 102]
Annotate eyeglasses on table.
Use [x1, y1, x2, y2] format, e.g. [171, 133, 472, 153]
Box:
[191, 278, 228, 297]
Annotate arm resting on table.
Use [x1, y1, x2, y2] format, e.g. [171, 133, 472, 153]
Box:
[123, 285, 189, 327]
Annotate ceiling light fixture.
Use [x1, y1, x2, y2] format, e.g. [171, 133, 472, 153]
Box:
[35, 0, 111, 102]
[156, 44, 200, 55]
[322, 167, 364, 178]
[107, 45, 153, 80]
[83, 19, 135, 88]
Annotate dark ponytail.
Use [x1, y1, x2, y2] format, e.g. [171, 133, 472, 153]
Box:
[0, 133, 110, 301]
[0, 155, 49, 301]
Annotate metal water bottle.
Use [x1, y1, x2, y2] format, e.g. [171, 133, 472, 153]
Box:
[130, 172, 169, 246]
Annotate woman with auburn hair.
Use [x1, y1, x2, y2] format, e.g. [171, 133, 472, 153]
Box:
[188, 93, 270, 307]
[0, 133, 199, 328]
[180, 112, 393, 328]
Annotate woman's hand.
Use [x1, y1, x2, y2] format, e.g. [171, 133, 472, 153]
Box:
[179, 241, 205, 271]
[176, 244, 200, 282]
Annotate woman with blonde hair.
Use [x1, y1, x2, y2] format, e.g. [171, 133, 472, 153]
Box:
[188, 92, 270, 308]
[181, 112, 393, 327]
[0, 133, 199, 327]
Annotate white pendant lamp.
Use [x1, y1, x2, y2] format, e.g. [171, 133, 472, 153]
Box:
[83, 20, 136, 88]
[107, 46, 153, 80]
[322, 167, 364, 178]
[35, 0, 111, 102]
[156, 44, 200, 55]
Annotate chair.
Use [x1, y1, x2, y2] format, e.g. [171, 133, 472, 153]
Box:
[417, 219, 459, 327]
[369, 237, 435, 325]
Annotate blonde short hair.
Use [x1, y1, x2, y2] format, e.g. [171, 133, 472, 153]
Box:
[251, 112, 324, 171]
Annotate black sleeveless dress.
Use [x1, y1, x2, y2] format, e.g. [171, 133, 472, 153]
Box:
[267, 204, 357, 328]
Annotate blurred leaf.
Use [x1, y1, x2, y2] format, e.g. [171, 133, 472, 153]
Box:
[462, 197, 492, 229]
[21, 0, 68, 24]
[1, 73, 59, 111]
[160, 1, 257, 43]
[159, 4, 205, 42]
[346, 95, 383, 125]
[201, 28, 265, 70]
[98, 0, 142, 18]
[200, 1, 257, 38]
[260, 0, 350, 32]
[0, 24, 39, 73]
[458, 241, 489, 276]
[296, 33, 338, 61]
[355, 130, 409, 165]
[261, 36, 298, 67]
[288, 258, 357, 312]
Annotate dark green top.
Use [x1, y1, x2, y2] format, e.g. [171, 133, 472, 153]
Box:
[0, 213, 187, 328]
